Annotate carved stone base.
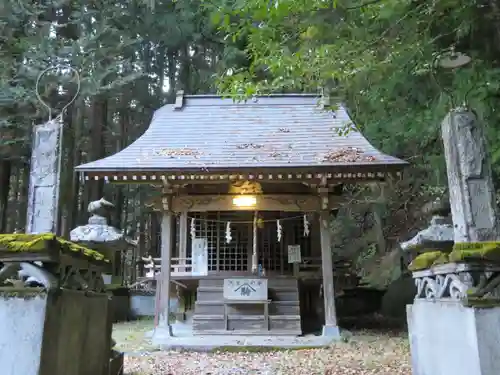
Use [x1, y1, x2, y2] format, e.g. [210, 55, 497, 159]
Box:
[0, 260, 105, 292]
[412, 263, 500, 301]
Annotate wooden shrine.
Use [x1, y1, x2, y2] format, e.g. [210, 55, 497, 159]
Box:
[75, 93, 407, 338]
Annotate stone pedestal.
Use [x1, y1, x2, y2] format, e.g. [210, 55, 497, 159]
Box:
[408, 299, 500, 375]
[0, 289, 112, 375]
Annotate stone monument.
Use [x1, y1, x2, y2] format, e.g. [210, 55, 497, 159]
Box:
[25, 118, 62, 234]
[0, 67, 117, 375]
[406, 106, 500, 375]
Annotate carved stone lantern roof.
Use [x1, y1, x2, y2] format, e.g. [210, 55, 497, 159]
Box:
[400, 215, 455, 253]
[70, 198, 137, 251]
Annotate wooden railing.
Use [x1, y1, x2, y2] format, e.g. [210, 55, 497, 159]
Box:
[141, 256, 193, 277]
[141, 255, 326, 279]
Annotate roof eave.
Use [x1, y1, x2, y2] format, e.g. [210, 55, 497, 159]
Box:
[75, 161, 408, 175]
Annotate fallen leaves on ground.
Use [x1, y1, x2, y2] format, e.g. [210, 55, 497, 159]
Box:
[124, 331, 411, 375]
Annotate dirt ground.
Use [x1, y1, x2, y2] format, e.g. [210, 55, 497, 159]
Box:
[113, 320, 412, 375]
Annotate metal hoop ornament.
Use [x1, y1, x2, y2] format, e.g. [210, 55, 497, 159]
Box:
[35, 65, 81, 121]
[431, 48, 472, 109]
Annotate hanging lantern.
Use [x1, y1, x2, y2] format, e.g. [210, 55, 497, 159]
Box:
[303, 214, 310, 237]
[277, 219, 282, 243]
[225, 221, 232, 244]
[190, 218, 196, 241]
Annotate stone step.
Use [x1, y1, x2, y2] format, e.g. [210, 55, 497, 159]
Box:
[193, 329, 302, 336]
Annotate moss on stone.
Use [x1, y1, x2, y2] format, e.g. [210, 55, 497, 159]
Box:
[449, 242, 500, 264]
[408, 251, 447, 271]
[0, 287, 47, 300]
[432, 252, 450, 266]
[462, 296, 500, 308]
[0, 233, 108, 263]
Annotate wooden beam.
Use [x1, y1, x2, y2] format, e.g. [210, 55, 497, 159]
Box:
[83, 170, 401, 184]
[168, 194, 339, 212]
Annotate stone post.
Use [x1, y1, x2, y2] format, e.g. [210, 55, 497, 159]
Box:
[26, 119, 63, 234]
[441, 109, 500, 242]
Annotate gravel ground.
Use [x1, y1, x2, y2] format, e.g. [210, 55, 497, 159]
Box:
[115, 320, 412, 375]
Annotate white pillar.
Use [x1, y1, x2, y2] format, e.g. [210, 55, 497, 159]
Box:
[319, 210, 340, 338]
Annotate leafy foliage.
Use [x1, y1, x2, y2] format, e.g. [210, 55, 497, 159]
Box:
[4, 0, 500, 286]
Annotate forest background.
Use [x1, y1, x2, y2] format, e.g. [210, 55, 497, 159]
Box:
[1, 0, 497, 288]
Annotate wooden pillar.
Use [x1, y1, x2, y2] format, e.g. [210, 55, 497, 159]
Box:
[252, 211, 258, 273]
[318, 187, 340, 338]
[153, 191, 174, 340]
[179, 211, 188, 264]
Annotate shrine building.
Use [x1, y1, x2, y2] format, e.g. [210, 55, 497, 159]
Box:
[75, 92, 407, 339]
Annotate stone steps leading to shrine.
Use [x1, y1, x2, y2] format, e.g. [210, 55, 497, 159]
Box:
[192, 277, 302, 335]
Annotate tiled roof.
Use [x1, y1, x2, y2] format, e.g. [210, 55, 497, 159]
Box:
[75, 94, 407, 175]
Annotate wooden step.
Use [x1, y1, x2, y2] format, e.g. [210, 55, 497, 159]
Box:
[194, 301, 300, 315]
[194, 277, 302, 335]
[199, 278, 298, 289]
[196, 287, 299, 294]
[193, 318, 301, 332]
[195, 300, 299, 305]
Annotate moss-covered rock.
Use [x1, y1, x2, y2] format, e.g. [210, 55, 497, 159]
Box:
[0, 233, 108, 262]
[408, 251, 448, 271]
[449, 242, 500, 264]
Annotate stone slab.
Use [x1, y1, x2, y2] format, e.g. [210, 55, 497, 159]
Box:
[148, 318, 341, 350]
[0, 295, 47, 375]
[0, 290, 112, 375]
[153, 334, 337, 351]
[408, 299, 500, 375]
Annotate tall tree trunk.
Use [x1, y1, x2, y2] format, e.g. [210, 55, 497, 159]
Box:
[69, 99, 84, 227]
[89, 97, 106, 202]
[0, 160, 11, 232]
[167, 50, 178, 102]
[179, 45, 191, 93]
[16, 164, 30, 232]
